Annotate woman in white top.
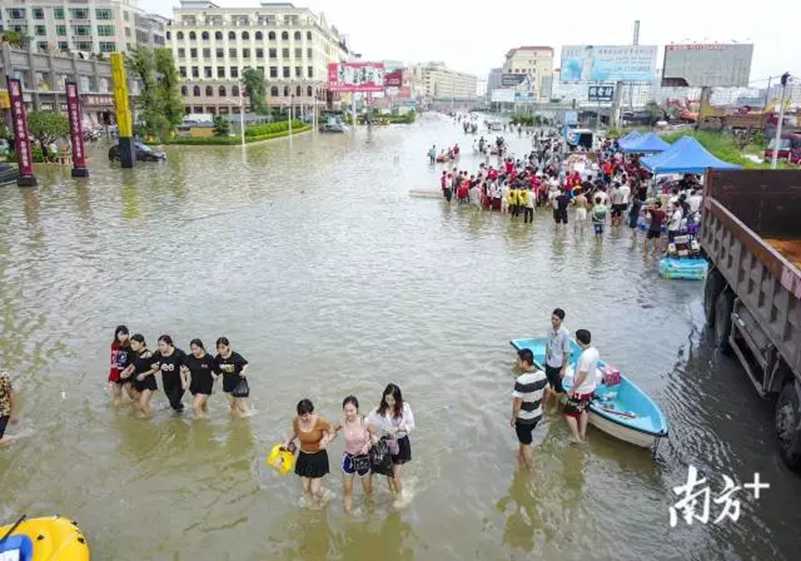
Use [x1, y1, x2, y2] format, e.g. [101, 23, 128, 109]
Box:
[367, 383, 415, 501]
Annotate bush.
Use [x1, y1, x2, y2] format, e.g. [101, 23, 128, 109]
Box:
[660, 130, 782, 169]
[244, 119, 304, 137]
[157, 123, 311, 145]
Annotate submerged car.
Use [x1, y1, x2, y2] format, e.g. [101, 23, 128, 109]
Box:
[108, 142, 166, 162]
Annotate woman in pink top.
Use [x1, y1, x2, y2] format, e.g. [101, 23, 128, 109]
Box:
[332, 395, 376, 514]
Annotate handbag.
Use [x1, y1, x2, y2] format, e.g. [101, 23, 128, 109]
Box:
[352, 454, 371, 473]
[369, 437, 394, 476]
[231, 376, 250, 398]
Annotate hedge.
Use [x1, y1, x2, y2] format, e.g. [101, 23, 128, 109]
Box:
[244, 119, 305, 137]
[154, 123, 311, 145]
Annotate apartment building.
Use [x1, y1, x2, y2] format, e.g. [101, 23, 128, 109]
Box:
[502, 46, 553, 101]
[0, 0, 166, 54]
[168, 1, 350, 114]
[412, 62, 477, 99]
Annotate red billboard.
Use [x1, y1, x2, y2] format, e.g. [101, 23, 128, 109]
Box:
[384, 70, 403, 87]
[6, 77, 36, 185]
[66, 81, 89, 177]
[327, 62, 385, 93]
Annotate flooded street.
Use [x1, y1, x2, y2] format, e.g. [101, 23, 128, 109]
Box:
[0, 114, 798, 561]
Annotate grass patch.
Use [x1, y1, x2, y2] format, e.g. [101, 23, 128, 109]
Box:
[151, 122, 311, 146]
[659, 130, 789, 169]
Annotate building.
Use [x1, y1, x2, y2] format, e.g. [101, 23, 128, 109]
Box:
[168, 1, 350, 115]
[501, 46, 553, 101]
[0, 0, 166, 55]
[411, 62, 477, 99]
[486, 67, 501, 99]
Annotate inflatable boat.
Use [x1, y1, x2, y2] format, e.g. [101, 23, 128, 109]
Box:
[0, 516, 90, 561]
[658, 256, 708, 280]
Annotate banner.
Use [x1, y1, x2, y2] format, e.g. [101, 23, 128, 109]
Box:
[383, 70, 403, 87]
[491, 89, 515, 103]
[662, 44, 753, 87]
[501, 73, 526, 87]
[327, 62, 385, 93]
[66, 81, 88, 177]
[560, 45, 657, 83]
[588, 85, 615, 102]
[6, 77, 36, 185]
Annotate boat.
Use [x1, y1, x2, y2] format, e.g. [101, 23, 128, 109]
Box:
[408, 189, 442, 199]
[510, 337, 668, 448]
[658, 256, 708, 280]
[0, 164, 19, 186]
[0, 515, 90, 561]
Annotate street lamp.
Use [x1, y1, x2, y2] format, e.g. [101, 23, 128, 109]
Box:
[771, 72, 792, 169]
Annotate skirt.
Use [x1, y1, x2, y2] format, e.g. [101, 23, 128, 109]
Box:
[134, 374, 158, 393]
[392, 436, 412, 465]
[295, 450, 330, 479]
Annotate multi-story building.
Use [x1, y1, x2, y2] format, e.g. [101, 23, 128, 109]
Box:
[412, 62, 477, 99]
[486, 67, 501, 100]
[168, 1, 350, 115]
[0, 0, 166, 55]
[502, 46, 553, 101]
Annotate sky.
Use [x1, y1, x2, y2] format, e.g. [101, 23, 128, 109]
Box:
[140, 0, 799, 87]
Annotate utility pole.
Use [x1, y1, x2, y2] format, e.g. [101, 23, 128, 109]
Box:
[771, 72, 791, 169]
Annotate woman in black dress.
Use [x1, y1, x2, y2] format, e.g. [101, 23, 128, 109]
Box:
[181, 338, 218, 418]
[214, 337, 250, 417]
[152, 335, 187, 413]
[119, 334, 157, 418]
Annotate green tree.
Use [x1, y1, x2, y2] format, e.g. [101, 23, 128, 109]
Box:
[154, 48, 184, 131]
[242, 67, 268, 114]
[645, 101, 665, 126]
[27, 111, 69, 161]
[1, 31, 29, 48]
[127, 48, 168, 140]
[212, 115, 230, 137]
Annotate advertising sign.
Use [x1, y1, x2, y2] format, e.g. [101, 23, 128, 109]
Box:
[662, 44, 753, 87]
[66, 81, 88, 177]
[327, 62, 386, 93]
[110, 53, 132, 137]
[501, 73, 527, 87]
[560, 45, 657, 83]
[491, 89, 515, 103]
[383, 70, 403, 87]
[6, 77, 36, 186]
[588, 85, 615, 102]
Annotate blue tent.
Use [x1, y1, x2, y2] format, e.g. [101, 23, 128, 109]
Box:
[617, 130, 641, 149]
[642, 136, 742, 175]
[621, 132, 671, 154]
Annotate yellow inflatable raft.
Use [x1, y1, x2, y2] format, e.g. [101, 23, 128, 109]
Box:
[0, 516, 90, 561]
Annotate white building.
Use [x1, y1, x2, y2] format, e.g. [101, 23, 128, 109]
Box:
[412, 62, 477, 99]
[168, 1, 350, 114]
[0, 0, 166, 54]
[502, 46, 553, 101]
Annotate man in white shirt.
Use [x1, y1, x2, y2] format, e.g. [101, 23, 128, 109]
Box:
[564, 329, 599, 443]
[609, 183, 625, 227]
[544, 308, 570, 410]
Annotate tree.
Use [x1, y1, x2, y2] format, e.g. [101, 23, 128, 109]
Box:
[28, 111, 69, 161]
[212, 115, 230, 137]
[127, 47, 184, 141]
[242, 67, 268, 114]
[154, 48, 184, 131]
[645, 101, 665, 126]
[1, 31, 29, 48]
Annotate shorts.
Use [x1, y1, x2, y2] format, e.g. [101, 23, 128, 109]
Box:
[392, 435, 412, 465]
[668, 230, 679, 242]
[108, 368, 121, 383]
[545, 364, 565, 394]
[134, 374, 158, 393]
[0, 415, 8, 440]
[342, 452, 371, 477]
[295, 450, 330, 479]
[647, 229, 661, 240]
[564, 392, 594, 419]
[594, 222, 605, 235]
[553, 208, 568, 224]
[576, 208, 587, 221]
[515, 418, 540, 445]
[190, 375, 214, 396]
[611, 204, 626, 217]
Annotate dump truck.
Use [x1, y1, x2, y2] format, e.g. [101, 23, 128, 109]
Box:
[702, 170, 801, 469]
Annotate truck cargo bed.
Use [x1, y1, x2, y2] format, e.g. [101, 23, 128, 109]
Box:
[765, 238, 801, 270]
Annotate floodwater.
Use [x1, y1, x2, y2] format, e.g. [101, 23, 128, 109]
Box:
[0, 114, 798, 561]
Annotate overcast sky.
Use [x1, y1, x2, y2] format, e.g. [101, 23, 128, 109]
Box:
[141, 0, 798, 86]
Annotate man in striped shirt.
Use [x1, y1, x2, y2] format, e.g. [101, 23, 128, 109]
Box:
[510, 348, 547, 469]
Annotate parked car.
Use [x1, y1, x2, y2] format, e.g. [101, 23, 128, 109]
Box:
[108, 142, 166, 162]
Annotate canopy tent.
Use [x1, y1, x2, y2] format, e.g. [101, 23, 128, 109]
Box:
[642, 136, 742, 175]
[621, 132, 671, 154]
[617, 131, 641, 149]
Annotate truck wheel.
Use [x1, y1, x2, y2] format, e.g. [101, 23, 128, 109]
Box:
[775, 381, 801, 471]
[714, 290, 734, 355]
[704, 268, 725, 327]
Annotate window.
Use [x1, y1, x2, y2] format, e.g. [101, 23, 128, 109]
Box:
[8, 8, 25, 19]
[193, 85, 201, 96]
[190, 48, 197, 58]
[73, 25, 91, 36]
[166, 31, 171, 40]
[191, 66, 199, 78]
[96, 8, 112, 20]
[255, 31, 263, 40]
[217, 66, 225, 78]
[294, 31, 301, 41]
[307, 66, 313, 78]
[32, 25, 45, 36]
[307, 48, 312, 58]
[99, 42, 116, 53]
[216, 48, 224, 57]
[53, 7, 65, 19]
[270, 86, 279, 96]
[294, 66, 301, 78]
[203, 48, 211, 58]
[37, 41, 48, 51]
[177, 31, 184, 40]
[281, 31, 288, 40]
[282, 48, 289, 58]
[241, 31, 249, 40]
[178, 48, 186, 58]
[232, 85, 239, 97]
[181, 85, 188, 96]
[283, 85, 290, 96]
[294, 48, 302, 58]
[228, 48, 238, 59]
[257, 66, 264, 75]
[189, 31, 196, 40]
[179, 66, 186, 77]
[205, 86, 213, 96]
[242, 48, 250, 58]
[124, 11, 130, 21]
[76, 41, 92, 51]
[58, 41, 68, 51]
[256, 48, 264, 58]
[70, 8, 89, 19]
[228, 31, 236, 40]
[269, 48, 277, 59]
[269, 66, 277, 78]
[97, 25, 115, 37]
[56, 25, 67, 36]
[282, 67, 290, 78]
[296, 85, 301, 97]
[268, 31, 276, 40]
[218, 85, 226, 96]
[33, 7, 44, 19]
[204, 66, 212, 78]
[201, 31, 209, 40]
[306, 31, 312, 41]
[307, 85, 313, 97]
[215, 31, 223, 40]
[230, 67, 238, 78]
[125, 27, 131, 37]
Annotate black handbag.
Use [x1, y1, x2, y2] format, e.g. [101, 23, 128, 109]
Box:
[352, 454, 371, 473]
[369, 437, 394, 476]
[231, 377, 250, 398]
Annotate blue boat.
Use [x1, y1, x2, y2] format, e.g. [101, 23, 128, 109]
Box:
[510, 337, 668, 448]
[659, 256, 708, 281]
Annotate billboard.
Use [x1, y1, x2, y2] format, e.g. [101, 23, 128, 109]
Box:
[327, 62, 385, 93]
[588, 85, 615, 102]
[6, 77, 35, 184]
[501, 73, 526, 87]
[661, 44, 753, 87]
[384, 70, 403, 87]
[560, 45, 657, 83]
[491, 89, 515, 103]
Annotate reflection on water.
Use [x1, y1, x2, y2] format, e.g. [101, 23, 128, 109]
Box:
[0, 116, 798, 561]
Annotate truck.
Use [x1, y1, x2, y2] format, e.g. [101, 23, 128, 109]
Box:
[701, 170, 801, 470]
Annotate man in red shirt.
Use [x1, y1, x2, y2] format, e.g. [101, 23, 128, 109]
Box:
[644, 201, 666, 255]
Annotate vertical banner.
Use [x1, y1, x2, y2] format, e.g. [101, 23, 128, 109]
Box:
[6, 77, 37, 186]
[66, 81, 89, 177]
[110, 53, 134, 168]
